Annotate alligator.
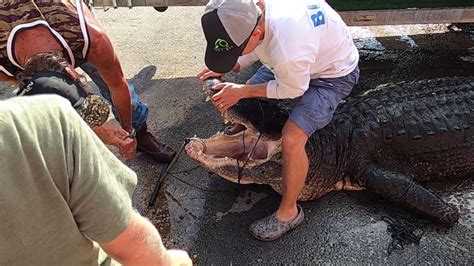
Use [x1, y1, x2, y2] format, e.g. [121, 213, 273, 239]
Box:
[185, 77, 474, 225]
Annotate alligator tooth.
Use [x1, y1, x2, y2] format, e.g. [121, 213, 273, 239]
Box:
[193, 134, 197, 138]
[205, 96, 211, 102]
[223, 119, 229, 124]
[198, 150, 202, 156]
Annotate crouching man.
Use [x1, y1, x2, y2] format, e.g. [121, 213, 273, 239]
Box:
[198, 0, 359, 241]
[0, 0, 175, 162]
[0, 95, 191, 265]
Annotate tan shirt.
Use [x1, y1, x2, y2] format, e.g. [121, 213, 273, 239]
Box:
[0, 95, 137, 265]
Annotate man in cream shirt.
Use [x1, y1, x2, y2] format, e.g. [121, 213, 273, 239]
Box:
[198, 0, 359, 241]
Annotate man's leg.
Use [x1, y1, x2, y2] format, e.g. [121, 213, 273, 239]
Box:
[249, 66, 360, 241]
[248, 118, 307, 241]
[80, 62, 176, 163]
[247, 64, 308, 220]
[276, 120, 308, 221]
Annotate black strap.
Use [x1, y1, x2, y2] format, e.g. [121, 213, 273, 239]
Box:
[18, 70, 87, 108]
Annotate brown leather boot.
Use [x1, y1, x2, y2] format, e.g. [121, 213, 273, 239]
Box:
[135, 123, 176, 163]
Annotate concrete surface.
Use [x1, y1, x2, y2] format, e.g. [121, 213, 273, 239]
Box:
[1, 6, 473, 264]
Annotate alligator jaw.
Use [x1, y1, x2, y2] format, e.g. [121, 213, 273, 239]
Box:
[185, 126, 282, 184]
[186, 79, 282, 184]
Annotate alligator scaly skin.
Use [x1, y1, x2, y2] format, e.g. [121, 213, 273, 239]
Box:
[305, 77, 473, 224]
[200, 77, 473, 225]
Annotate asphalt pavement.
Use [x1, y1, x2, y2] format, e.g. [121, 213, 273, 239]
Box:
[1, 6, 472, 264]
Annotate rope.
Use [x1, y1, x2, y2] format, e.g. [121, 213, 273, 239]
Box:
[236, 130, 263, 185]
[382, 216, 425, 255]
[345, 191, 431, 255]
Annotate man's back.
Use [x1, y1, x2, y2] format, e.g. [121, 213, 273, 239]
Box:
[257, 0, 359, 79]
[0, 95, 137, 265]
[0, 1, 91, 79]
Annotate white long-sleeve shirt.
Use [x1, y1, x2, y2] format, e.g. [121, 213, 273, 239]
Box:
[237, 0, 359, 99]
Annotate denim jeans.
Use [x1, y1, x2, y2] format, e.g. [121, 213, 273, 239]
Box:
[80, 62, 148, 129]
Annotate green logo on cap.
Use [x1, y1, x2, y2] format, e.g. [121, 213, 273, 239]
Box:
[214, 38, 233, 52]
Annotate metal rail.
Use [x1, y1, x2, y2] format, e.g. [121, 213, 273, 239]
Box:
[340, 7, 474, 26]
[90, 1, 474, 26]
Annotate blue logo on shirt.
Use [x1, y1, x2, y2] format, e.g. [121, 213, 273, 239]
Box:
[306, 3, 325, 27]
[311, 11, 325, 27]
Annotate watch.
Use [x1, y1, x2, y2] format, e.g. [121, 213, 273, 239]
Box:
[126, 128, 136, 139]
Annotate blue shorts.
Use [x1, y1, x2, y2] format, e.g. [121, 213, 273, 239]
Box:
[248, 65, 360, 136]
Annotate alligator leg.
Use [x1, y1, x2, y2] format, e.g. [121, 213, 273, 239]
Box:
[361, 163, 459, 226]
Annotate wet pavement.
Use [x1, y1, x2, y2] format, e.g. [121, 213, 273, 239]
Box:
[1, 7, 473, 264]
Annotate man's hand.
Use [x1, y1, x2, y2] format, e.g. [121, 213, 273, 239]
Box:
[92, 123, 137, 160]
[197, 63, 240, 84]
[100, 212, 192, 266]
[119, 137, 137, 161]
[165, 250, 193, 266]
[197, 67, 225, 84]
[211, 82, 245, 112]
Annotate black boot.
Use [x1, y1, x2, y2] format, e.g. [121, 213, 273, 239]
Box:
[135, 123, 176, 163]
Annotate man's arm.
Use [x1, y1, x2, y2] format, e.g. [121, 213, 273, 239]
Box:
[85, 20, 133, 133]
[236, 51, 259, 71]
[211, 82, 267, 112]
[100, 212, 191, 266]
[241, 83, 267, 98]
[211, 59, 312, 112]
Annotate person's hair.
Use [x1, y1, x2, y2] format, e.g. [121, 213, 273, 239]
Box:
[17, 52, 88, 90]
[16, 52, 110, 128]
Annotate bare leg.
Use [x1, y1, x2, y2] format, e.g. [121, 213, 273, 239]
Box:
[276, 119, 309, 221]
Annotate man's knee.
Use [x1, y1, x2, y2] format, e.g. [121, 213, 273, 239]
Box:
[282, 134, 306, 152]
[282, 121, 308, 152]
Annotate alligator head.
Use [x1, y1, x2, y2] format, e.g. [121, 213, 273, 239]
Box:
[185, 79, 292, 193]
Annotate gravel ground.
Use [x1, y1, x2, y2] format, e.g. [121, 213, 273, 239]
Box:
[0, 6, 472, 264]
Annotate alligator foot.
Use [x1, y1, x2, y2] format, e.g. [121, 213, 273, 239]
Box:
[361, 163, 460, 226]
